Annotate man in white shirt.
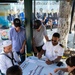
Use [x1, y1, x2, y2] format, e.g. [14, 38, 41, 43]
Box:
[38, 33, 64, 65]
[0, 40, 20, 74]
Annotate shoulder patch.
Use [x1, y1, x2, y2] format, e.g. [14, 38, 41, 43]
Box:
[59, 44, 64, 48]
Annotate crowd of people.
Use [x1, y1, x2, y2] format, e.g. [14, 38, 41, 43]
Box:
[33, 8, 58, 31]
[0, 18, 75, 75]
[7, 9, 25, 27]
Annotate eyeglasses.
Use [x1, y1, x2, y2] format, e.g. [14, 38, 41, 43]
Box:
[51, 39, 57, 42]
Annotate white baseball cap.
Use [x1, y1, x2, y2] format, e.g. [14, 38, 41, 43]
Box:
[2, 40, 12, 47]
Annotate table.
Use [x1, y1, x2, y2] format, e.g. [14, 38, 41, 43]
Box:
[20, 56, 66, 75]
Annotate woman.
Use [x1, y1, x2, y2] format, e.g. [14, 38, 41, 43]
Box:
[49, 56, 75, 75]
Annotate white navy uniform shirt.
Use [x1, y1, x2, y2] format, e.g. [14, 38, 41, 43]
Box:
[42, 41, 64, 61]
[0, 50, 20, 74]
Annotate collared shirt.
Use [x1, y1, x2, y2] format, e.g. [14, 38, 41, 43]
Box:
[0, 50, 20, 74]
[9, 27, 26, 52]
[33, 25, 47, 47]
[42, 41, 64, 61]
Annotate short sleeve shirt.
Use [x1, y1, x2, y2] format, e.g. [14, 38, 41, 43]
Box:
[42, 41, 64, 61]
[9, 27, 26, 52]
[33, 25, 47, 47]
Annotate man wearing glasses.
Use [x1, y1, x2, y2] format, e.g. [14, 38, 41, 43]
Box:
[38, 33, 64, 65]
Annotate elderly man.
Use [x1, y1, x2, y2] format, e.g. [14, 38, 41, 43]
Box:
[38, 33, 64, 65]
[0, 40, 20, 74]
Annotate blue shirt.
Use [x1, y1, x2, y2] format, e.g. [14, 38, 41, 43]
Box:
[9, 27, 26, 52]
[19, 12, 25, 21]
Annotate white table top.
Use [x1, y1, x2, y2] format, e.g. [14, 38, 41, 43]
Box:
[20, 56, 66, 75]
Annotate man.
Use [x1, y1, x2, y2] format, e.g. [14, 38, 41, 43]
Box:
[32, 20, 49, 56]
[9, 18, 26, 63]
[38, 33, 64, 65]
[6, 65, 22, 75]
[0, 40, 20, 74]
[19, 10, 25, 27]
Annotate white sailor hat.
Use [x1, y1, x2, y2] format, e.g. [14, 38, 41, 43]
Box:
[2, 40, 12, 47]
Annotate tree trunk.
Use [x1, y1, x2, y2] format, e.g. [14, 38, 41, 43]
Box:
[58, 1, 71, 49]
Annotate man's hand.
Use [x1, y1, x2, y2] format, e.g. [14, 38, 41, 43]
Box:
[54, 68, 68, 73]
[37, 53, 42, 59]
[20, 48, 24, 54]
[46, 59, 53, 65]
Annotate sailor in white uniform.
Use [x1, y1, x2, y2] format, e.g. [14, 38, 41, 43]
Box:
[38, 33, 64, 65]
[0, 40, 20, 74]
